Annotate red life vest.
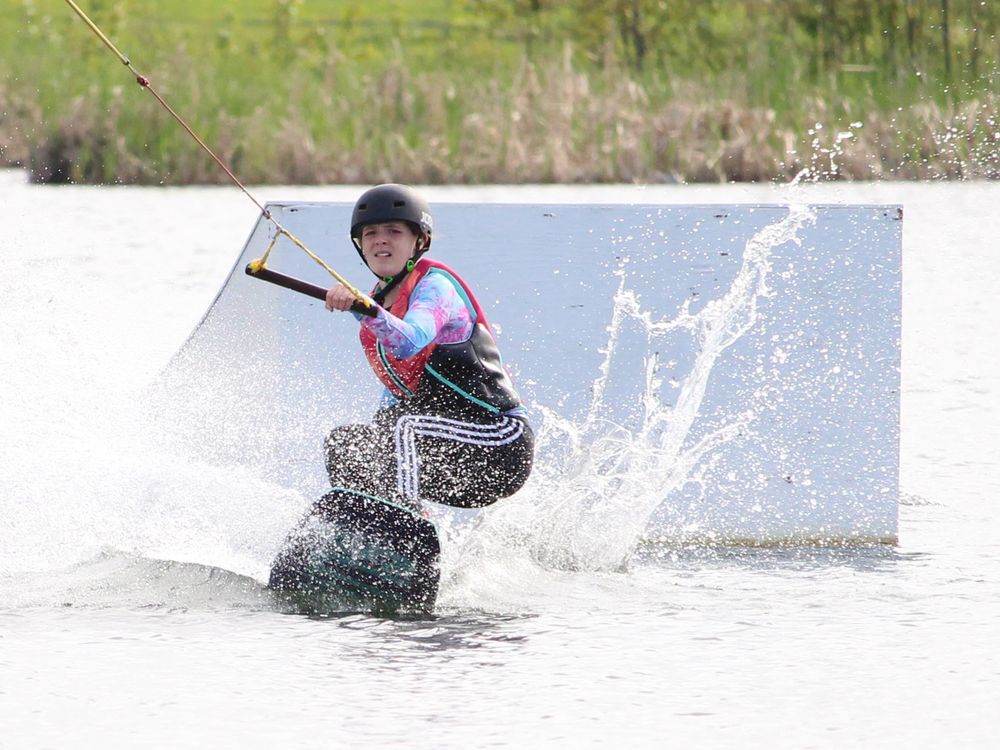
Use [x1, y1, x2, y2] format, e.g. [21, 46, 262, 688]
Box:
[358, 258, 521, 415]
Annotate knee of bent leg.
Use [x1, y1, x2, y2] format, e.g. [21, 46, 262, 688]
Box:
[323, 424, 374, 474]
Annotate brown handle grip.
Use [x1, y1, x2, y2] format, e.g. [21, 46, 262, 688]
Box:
[244, 264, 377, 317]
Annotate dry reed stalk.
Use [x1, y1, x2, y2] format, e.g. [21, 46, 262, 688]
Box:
[0, 83, 35, 167]
[14, 42, 1000, 185]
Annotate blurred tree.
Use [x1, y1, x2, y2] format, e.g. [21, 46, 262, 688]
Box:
[468, 0, 997, 91]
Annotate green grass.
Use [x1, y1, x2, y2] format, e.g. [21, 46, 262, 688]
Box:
[2, 0, 999, 184]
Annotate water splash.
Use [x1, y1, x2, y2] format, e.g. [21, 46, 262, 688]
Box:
[471, 205, 817, 574]
[790, 121, 865, 185]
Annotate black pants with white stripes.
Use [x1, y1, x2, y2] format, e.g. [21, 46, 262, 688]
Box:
[324, 401, 534, 509]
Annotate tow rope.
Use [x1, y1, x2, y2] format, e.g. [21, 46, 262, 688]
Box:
[61, 0, 376, 315]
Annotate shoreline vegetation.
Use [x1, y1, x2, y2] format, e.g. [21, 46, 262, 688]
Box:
[2, 0, 999, 185]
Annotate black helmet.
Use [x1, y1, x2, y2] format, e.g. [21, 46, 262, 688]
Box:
[350, 183, 433, 253]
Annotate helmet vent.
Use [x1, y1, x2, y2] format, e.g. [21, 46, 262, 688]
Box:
[393, 200, 406, 207]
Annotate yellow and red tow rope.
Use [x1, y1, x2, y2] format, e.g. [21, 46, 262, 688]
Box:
[61, 0, 375, 314]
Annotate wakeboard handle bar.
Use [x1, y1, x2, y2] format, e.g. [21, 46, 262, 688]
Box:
[244, 264, 378, 318]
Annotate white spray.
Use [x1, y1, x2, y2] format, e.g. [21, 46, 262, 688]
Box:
[466, 205, 816, 576]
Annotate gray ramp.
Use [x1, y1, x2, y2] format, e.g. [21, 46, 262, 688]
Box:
[153, 202, 901, 548]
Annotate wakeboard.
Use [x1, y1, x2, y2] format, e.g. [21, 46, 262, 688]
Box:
[268, 489, 440, 615]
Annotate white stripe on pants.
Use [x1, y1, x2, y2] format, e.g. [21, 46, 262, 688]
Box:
[393, 414, 525, 501]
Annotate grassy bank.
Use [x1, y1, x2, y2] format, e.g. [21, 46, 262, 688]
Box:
[3, 1, 999, 184]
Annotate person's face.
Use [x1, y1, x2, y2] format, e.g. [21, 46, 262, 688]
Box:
[359, 221, 419, 278]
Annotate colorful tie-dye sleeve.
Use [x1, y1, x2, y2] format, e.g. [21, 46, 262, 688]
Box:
[360, 272, 474, 359]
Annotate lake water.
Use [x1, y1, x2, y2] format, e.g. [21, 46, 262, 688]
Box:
[1, 170, 998, 748]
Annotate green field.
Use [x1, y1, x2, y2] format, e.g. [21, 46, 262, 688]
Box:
[2, 0, 999, 184]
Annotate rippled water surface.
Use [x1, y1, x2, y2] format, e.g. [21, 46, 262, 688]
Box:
[2, 172, 998, 748]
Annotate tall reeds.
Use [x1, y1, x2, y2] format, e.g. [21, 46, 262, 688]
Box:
[3, 4, 998, 184]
